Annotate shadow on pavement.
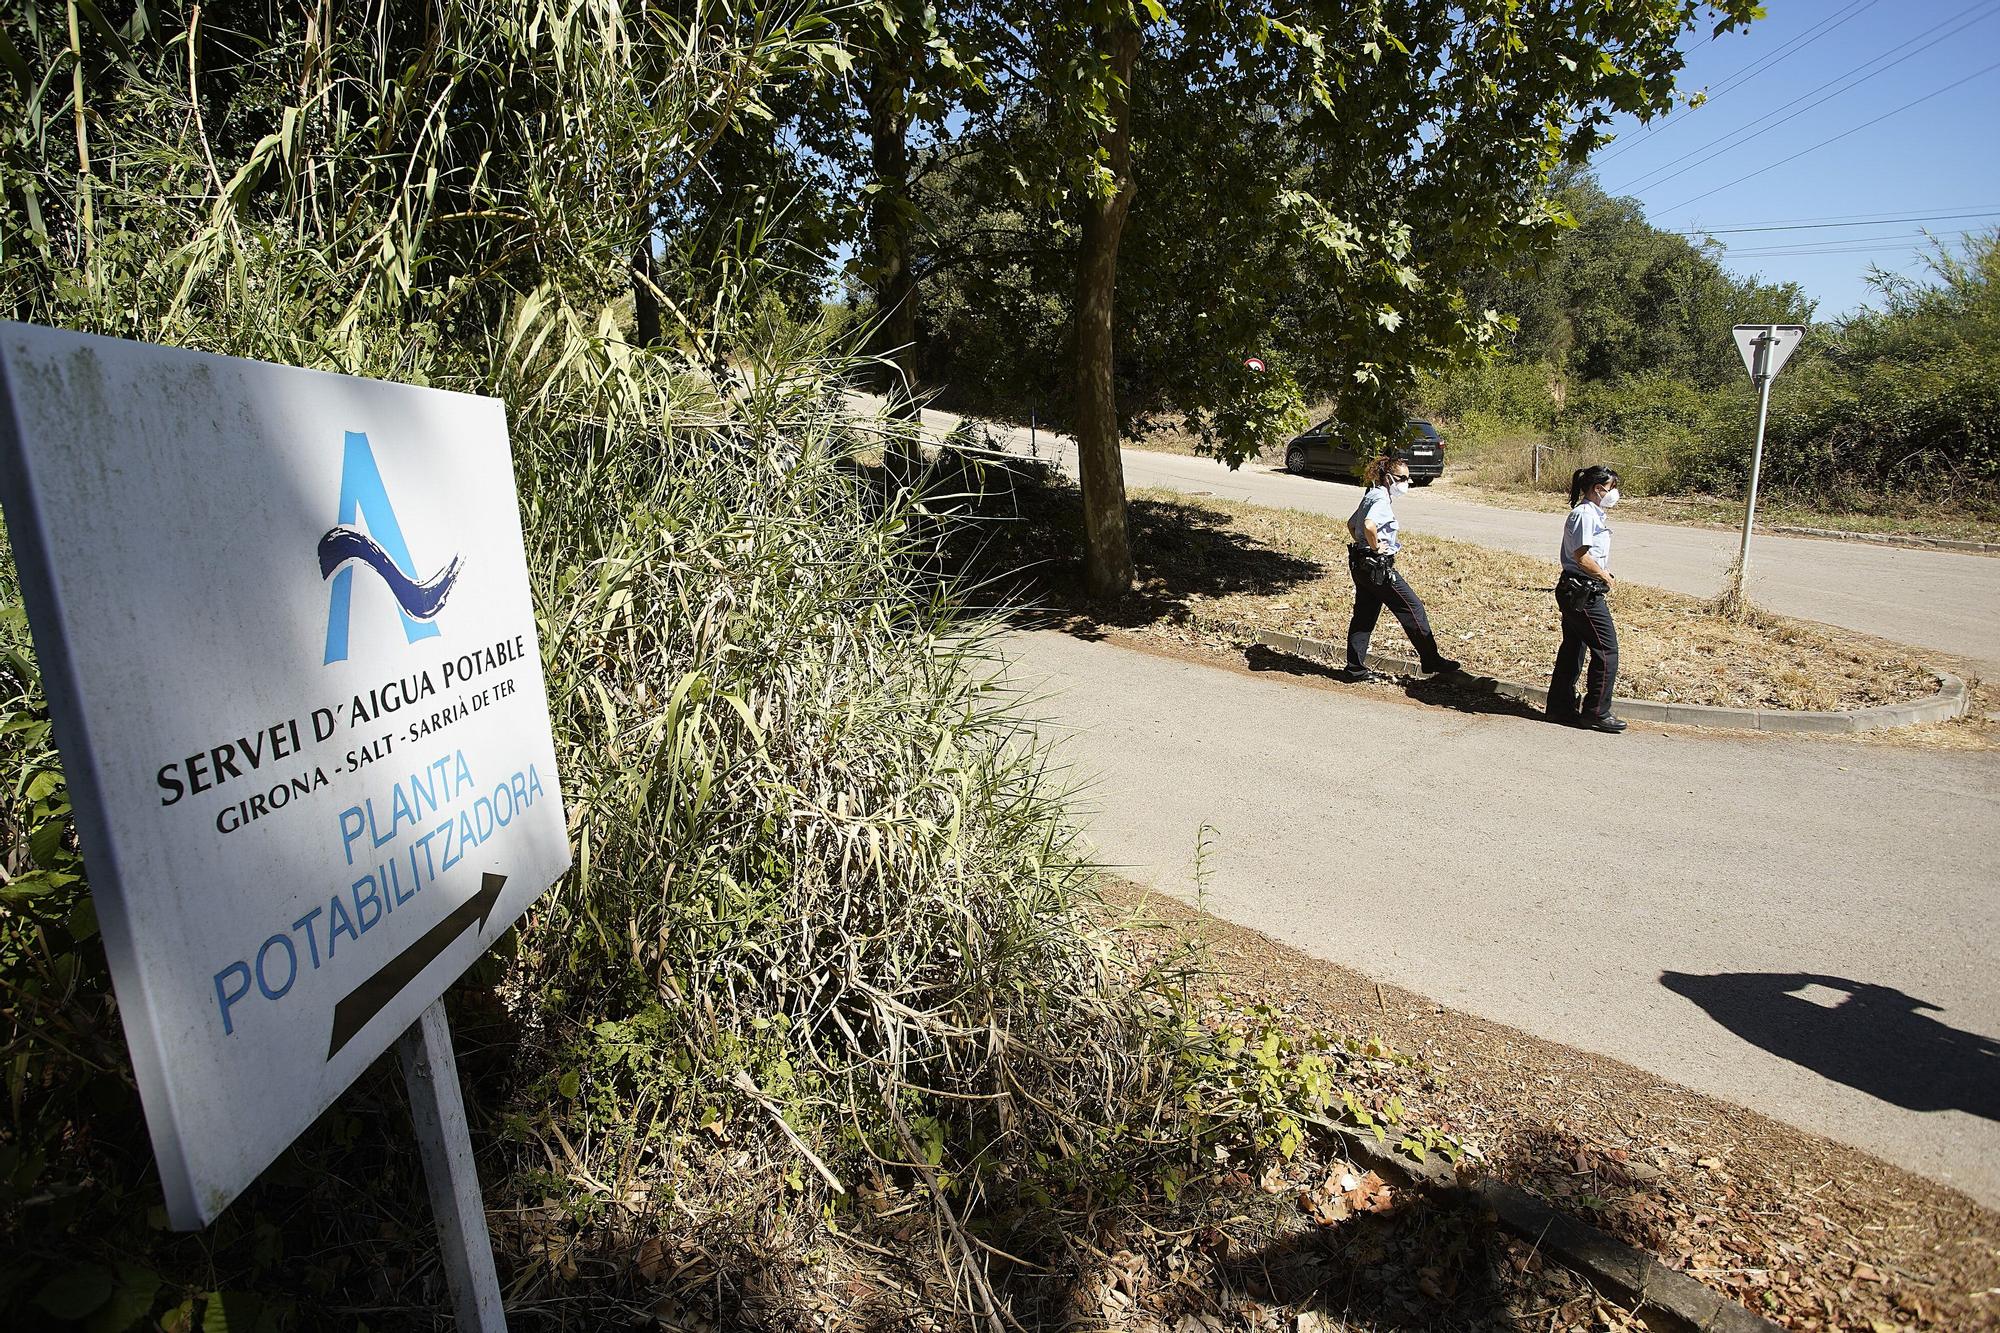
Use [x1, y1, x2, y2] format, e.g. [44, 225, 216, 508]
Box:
[1241, 645, 1549, 722]
[1660, 971, 2000, 1122]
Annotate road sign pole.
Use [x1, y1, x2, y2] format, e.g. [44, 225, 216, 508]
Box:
[1727, 321, 1805, 606]
[1734, 325, 1777, 602]
[399, 999, 508, 1332]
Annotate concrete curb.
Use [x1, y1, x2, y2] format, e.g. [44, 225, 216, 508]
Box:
[1228, 623, 1969, 734]
[1333, 1128, 1783, 1333]
[1766, 522, 2000, 555]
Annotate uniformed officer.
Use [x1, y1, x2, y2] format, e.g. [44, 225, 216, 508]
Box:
[1547, 464, 1625, 733]
[1342, 454, 1459, 682]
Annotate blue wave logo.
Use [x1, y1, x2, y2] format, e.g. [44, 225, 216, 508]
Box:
[322, 430, 465, 665]
[317, 527, 463, 621]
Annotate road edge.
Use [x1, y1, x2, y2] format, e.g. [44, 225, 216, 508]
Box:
[1764, 522, 2000, 555]
[1230, 623, 1970, 734]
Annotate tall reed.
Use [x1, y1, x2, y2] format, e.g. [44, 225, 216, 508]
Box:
[1, 4, 1377, 1322]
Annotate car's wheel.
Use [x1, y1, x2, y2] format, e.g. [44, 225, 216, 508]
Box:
[1285, 443, 1308, 475]
[1412, 476, 1435, 487]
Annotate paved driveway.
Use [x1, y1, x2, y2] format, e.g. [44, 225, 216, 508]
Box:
[1000, 629, 2000, 1206]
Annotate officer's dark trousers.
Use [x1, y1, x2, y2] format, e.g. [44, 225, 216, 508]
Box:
[1549, 592, 1619, 719]
[1347, 566, 1443, 671]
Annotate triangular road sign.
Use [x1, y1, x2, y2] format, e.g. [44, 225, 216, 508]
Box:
[1732, 324, 1806, 382]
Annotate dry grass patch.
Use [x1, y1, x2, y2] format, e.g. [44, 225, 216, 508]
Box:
[1143, 490, 1937, 712]
[979, 482, 1941, 713]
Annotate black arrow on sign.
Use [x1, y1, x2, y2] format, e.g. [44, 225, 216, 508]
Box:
[326, 873, 506, 1061]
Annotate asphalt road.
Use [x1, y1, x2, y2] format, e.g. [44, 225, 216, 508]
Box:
[1000, 629, 2000, 1207]
[869, 398, 2000, 675]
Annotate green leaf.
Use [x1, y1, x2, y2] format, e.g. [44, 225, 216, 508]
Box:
[72, 0, 133, 65]
[1, 869, 80, 903]
[0, 25, 31, 94]
[67, 895, 99, 942]
[36, 1264, 115, 1319]
[557, 1070, 580, 1098]
[200, 1290, 269, 1333]
[29, 818, 67, 868]
[84, 1265, 161, 1333]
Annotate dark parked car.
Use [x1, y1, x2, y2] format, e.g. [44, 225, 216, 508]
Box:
[1283, 417, 1444, 484]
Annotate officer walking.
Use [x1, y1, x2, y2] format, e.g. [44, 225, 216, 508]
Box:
[1343, 454, 1459, 682]
[1547, 464, 1625, 733]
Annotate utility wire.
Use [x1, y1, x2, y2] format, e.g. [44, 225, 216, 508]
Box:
[1670, 204, 2000, 229]
[1612, 0, 1999, 195]
[1676, 0, 1878, 105]
[1726, 241, 1970, 258]
[1614, 1, 1995, 193]
[1721, 229, 1978, 256]
[1658, 57, 2000, 214]
[1668, 209, 2000, 235]
[1595, 0, 1883, 165]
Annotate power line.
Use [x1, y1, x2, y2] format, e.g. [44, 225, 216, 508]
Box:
[1721, 229, 1978, 257]
[1598, 0, 1877, 162]
[1657, 57, 2000, 214]
[1671, 204, 2000, 229]
[1595, 0, 1883, 165]
[1727, 243, 1968, 258]
[1684, 0, 1881, 104]
[1610, 0, 1998, 195]
[1668, 210, 2000, 235]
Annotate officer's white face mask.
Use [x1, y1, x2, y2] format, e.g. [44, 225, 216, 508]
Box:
[1600, 487, 1621, 509]
[1390, 480, 1411, 497]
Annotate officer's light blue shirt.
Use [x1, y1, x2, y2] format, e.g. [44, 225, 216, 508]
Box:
[1561, 500, 1610, 575]
[1349, 487, 1400, 554]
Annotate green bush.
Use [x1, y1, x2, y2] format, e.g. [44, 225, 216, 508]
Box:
[1446, 232, 2000, 513]
[0, 4, 1392, 1325]
[1414, 359, 1565, 435]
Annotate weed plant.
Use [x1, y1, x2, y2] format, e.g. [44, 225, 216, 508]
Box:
[0, 4, 1397, 1325]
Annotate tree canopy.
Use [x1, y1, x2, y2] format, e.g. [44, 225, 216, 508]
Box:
[1468, 174, 1815, 390]
[657, 1, 1766, 592]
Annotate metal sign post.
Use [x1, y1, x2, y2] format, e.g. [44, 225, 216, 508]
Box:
[1728, 324, 1806, 604]
[401, 999, 508, 1330]
[0, 323, 574, 1327]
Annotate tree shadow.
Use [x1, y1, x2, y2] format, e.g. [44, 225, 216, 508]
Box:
[1203, 1189, 1523, 1331]
[939, 471, 1327, 634]
[1660, 971, 2000, 1121]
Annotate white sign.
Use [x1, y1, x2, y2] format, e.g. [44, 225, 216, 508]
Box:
[1732, 324, 1805, 382]
[0, 324, 570, 1228]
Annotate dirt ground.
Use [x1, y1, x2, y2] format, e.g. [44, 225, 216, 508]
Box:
[1097, 881, 2000, 1333]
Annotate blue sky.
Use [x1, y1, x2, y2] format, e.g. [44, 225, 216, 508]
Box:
[1588, 0, 2000, 318]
